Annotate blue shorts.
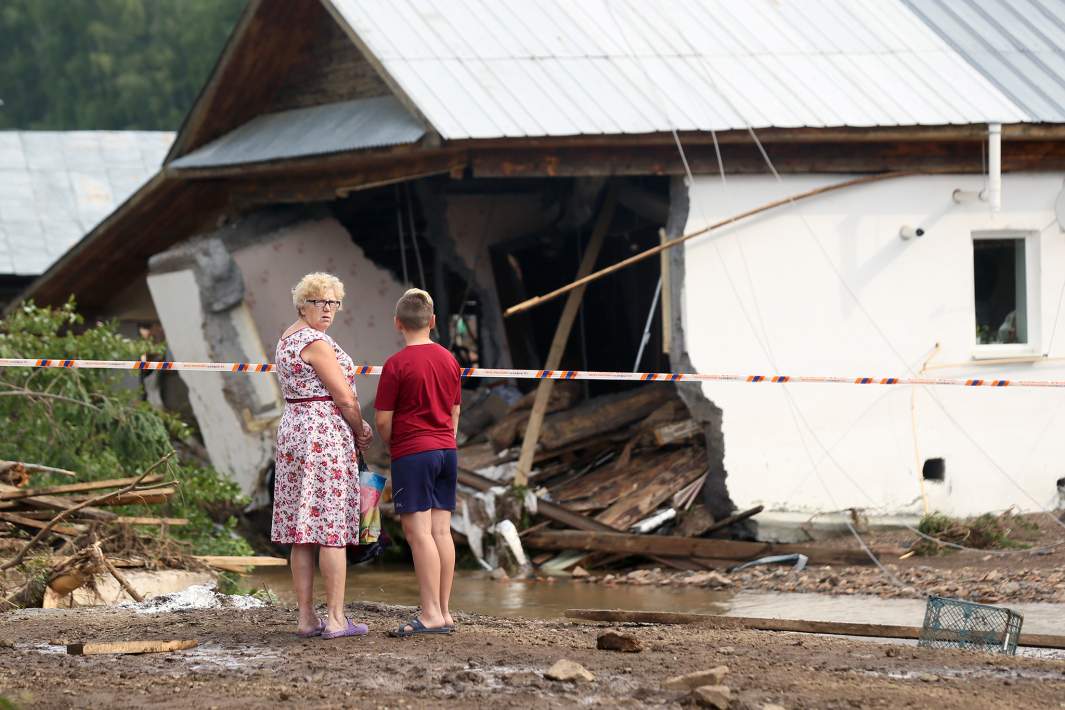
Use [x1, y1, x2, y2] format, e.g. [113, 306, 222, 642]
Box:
[390, 449, 458, 514]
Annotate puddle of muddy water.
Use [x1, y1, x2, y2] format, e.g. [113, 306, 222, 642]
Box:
[247, 566, 1065, 635]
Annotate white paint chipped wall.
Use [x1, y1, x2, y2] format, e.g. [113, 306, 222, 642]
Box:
[683, 173, 1065, 517]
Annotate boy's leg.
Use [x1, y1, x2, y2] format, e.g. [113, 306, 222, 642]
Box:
[400, 510, 446, 629]
[430, 449, 459, 627]
[430, 508, 455, 626]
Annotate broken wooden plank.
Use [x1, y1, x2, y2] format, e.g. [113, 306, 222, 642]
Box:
[540, 385, 676, 452]
[0, 475, 166, 502]
[73, 487, 176, 506]
[114, 516, 189, 526]
[653, 419, 702, 447]
[0, 512, 86, 536]
[0, 483, 115, 521]
[595, 448, 707, 529]
[193, 555, 288, 572]
[67, 639, 198, 655]
[563, 609, 1065, 650]
[514, 186, 617, 486]
[524, 529, 893, 566]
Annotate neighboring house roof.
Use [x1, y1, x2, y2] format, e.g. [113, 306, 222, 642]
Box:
[327, 0, 1030, 140]
[0, 131, 172, 276]
[170, 96, 425, 170]
[903, 0, 1065, 123]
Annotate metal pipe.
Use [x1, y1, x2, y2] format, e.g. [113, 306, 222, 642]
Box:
[988, 123, 1002, 213]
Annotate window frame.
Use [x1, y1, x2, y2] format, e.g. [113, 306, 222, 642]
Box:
[970, 229, 1041, 359]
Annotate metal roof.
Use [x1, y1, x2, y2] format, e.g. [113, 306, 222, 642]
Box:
[169, 96, 426, 170]
[327, 0, 1030, 140]
[903, 0, 1065, 123]
[0, 131, 172, 276]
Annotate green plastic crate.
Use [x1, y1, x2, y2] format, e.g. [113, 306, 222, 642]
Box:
[918, 595, 1023, 655]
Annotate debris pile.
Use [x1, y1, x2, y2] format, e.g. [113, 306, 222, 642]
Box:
[452, 383, 891, 573]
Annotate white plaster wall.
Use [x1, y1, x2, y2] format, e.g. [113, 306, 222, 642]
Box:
[682, 173, 1065, 516]
[231, 218, 407, 401]
[147, 270, 275, 495]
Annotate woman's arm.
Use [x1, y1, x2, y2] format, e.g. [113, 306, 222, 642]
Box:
[301, 340, 365, 435]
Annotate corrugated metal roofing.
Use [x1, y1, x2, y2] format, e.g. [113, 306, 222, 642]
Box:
[327, 0, 1031, 140]
[169, 96, 426, 169]
[0, 131, 172, 276]
[903, 0, 1065, 123]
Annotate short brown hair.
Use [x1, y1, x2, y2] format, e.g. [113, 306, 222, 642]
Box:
[395, 288, 434, 330]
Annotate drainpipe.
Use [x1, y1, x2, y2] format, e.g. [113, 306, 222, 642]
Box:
[988, 122, 1002, 214]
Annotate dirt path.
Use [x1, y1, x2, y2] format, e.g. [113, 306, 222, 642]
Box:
[2, 601, 1064, 709]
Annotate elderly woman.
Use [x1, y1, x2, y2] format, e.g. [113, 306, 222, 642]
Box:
[273, 272, 373, 639]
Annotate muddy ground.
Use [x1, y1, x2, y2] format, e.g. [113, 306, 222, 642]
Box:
[2, 601, 1064, 709]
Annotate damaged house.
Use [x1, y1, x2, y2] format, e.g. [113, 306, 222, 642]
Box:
[13, 0, 1065, 538]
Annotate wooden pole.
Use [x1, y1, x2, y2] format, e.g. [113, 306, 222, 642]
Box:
[513, 186, 617, 486]
[563, 609, 1065, 650]
[659, 228, 671, 354]
[504, 172, 912, 318]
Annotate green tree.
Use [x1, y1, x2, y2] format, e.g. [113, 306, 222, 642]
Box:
[0, 0, 243, 130]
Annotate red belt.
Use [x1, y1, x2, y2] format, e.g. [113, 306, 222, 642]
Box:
[285, 396, 333, 404]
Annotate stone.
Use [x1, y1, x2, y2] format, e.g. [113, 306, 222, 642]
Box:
[597, 631, 642, 653]
[545, 659, 595, 683]
[685, 571, 733, 588]
[490, 567, 509, 581]
[691, 685, 731, 709]
[761, 705, 786, 710]
[571, 565, 590, 578]
[503, 670, 540, 687]
[1003, 581, 1021, 595]
[664, 666, 729, 690]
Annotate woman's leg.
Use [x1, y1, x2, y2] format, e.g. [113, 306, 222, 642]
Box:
[290, 543, 319, 632]
[319, 545, 349, 633]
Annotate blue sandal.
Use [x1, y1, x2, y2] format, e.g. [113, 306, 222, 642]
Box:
[389, 617, 450, 637]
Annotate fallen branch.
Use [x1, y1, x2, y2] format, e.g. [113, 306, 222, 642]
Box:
[67, 640, 197, 655]
[0, 453, 173, 571]
[91, 542, 144, 603]
[0, 461, 78, 479]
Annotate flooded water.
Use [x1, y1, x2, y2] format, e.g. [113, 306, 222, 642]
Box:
[248, 566, 1065, 636]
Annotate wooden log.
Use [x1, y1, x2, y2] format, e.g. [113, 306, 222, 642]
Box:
[562, 609, 1065, 650]
[0, 461, 77, 480]
[67, 640, 198, 655]
[0, 475, 166, 502]
[524, 529, 893, 566]
[653, 420, 702, 447]
[514, 186, 617, 486]
[0, 462, 29, 487]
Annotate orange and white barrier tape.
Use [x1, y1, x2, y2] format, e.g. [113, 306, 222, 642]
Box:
[1, 357, 1064, 389]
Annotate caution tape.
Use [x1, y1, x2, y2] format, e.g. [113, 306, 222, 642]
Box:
[1, 357, 1064, 389]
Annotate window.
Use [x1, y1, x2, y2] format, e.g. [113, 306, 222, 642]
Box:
[972, 231, 1038, 354]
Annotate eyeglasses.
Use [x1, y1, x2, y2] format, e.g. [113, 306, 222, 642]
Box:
[306, 299, 342, 311]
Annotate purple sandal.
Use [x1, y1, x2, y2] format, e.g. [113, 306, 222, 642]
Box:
[321, 618, 369, 640]
[296, 619, 325, 638]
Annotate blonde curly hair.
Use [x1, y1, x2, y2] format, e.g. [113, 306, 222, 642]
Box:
[291, 272, 345, 315]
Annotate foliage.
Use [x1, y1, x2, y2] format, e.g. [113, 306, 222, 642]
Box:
[915, 510, 1038, 555]
[0, 301, 252, 556]
[0, 0, 243, 130]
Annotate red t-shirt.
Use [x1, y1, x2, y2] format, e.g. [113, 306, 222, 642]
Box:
[375, 343, 462, 460]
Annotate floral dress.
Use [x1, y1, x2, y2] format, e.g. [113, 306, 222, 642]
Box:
[272, 327, 360, 546]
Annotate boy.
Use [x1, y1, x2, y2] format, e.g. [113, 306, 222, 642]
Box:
[375, 288, 462, 636]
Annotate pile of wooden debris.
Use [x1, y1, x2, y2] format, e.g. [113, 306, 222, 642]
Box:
[0, 455, 272, 608]
[451, 383, 897, 573]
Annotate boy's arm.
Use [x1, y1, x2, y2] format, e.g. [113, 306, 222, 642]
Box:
[375, 410, 394, 449]
[451, 405, 461, 438]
